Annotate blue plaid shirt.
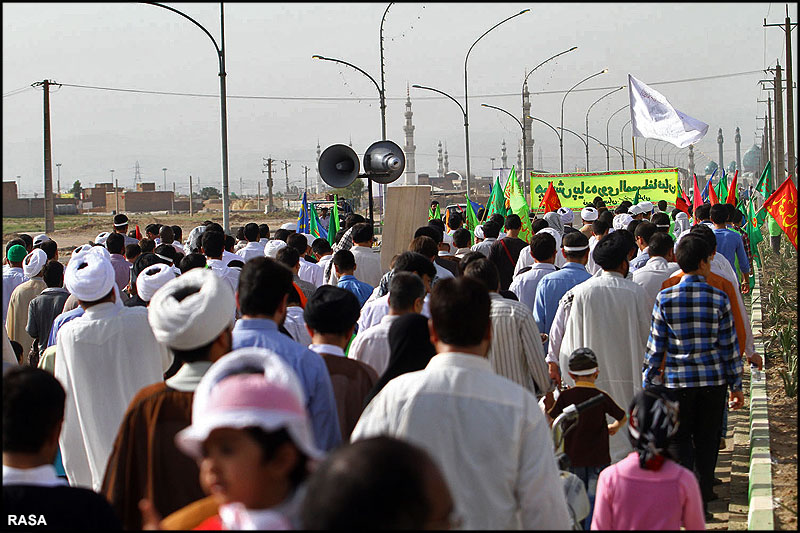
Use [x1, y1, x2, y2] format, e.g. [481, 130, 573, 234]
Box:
[643, 274, 742, 391]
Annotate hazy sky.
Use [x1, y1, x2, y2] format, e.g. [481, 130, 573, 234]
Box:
[3, 2, 797, 197]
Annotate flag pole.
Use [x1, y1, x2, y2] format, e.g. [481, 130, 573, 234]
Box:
[632, 136, 638, 169]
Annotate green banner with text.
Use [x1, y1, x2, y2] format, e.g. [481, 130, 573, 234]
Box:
[531, 168, 679, 209]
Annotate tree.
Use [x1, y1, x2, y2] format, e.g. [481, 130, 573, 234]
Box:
[200, 186, 221, 200]
[69, 180, 82, 198]
[334, 179, 365, 209]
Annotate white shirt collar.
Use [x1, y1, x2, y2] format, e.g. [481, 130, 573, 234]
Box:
[425, 352, 492, 372]
[2, 464, 66, 487]
[166, 361, 214, 392]
[308, 344, 345, 357]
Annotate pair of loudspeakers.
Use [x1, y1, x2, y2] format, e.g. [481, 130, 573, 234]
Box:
[318, 140, 406, 188]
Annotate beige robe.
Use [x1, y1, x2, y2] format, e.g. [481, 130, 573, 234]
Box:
[5, 277, 46, 358]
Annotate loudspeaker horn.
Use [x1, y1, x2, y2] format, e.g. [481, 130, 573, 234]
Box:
[318, 144, 360, 188]
[363, 140, 406, 184]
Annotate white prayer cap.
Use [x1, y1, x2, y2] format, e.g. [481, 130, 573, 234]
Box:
[33, 234, 50, 246]
[675, 211, 689, 220]
[637, 201, 654, 213]
[186, 225, 207, 252]
[64, 246, 115, 302]
[280, 222, 296, 230]
[135, 263, 177, 303]
[176, 347, 323, 461]
[474, 225, 485, 240]
[22, 249, 48, 278]
[628, 205, 643, 216]
[613, 213, 634, 231]
[537, 227, 562, 250]
[147, 268, 234, 351]
[557, 207, 574, 225]
[95, 232, 110, 245]
[580, 206, 598, 222]
[264, 239, 287, 258]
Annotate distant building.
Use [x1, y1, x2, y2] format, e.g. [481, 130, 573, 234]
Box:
[104, 182, 175, 213]
[3, 181, 79, 217]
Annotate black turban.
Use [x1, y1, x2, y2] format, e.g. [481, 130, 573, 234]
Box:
[592, 230, 635, 270]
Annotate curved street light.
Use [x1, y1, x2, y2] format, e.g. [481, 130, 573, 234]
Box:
[585, 86, 624, 171]
[560, 69, 607, 172]
[586, 132, 626, 168]
[413, 84, 467, 193]
[481, 103, 523, 188]
[464, 9, 530, 196]
[605, 104, 629, 170]
[526, 115, 561, 144]
[621, 119, 632, 169]
[559, 126, 589, 171]
[144, 2, 230, 231]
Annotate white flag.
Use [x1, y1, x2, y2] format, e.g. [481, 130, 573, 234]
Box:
[628, 74, 708, 148]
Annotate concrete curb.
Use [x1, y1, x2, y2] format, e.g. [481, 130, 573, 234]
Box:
[747, 264, 774, 530]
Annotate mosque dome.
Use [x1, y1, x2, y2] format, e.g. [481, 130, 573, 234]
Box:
[704, 161, 718, 175]
[742, 145, 760, 173]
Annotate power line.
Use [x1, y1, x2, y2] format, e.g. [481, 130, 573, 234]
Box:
[48, 69, 764, 102]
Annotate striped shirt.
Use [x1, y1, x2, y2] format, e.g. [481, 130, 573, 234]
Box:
[487, 293, 553, 397]
[642, 275, 741, 391]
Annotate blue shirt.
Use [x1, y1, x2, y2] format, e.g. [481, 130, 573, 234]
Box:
[232, 318, 342, 451]
[532, 262, 592, 353]
[629, 249, 650, 272]
[46, 307, 85, 349]
[642, 275, 741, 391]
[713, 228, 750, 275]
[337, 275, 374, 308]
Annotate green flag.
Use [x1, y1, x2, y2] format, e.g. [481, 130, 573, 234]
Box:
[428, 202, 441, 221]
[465, 194, 480, 242]
[633, 187, 640, 204]
[485, 177, 508, 221]
[745, 197, 764, 269]
[506, 167, 534, 242]
[716, 172, 728, 203]
[309, 203, 323, 239]
[327, 195, 340, 246]
[755, 161, 772, 199]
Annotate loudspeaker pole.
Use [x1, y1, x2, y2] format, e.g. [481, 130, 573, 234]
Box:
[302, 166, 310, 195]
[283, 160, 291, 195]
[32, 79, 59, 233]
[189, 175, 194, 216]
[171, 182, 175, 214]
[262, 158, 275, 213]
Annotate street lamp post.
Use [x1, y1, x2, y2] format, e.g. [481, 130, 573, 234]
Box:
[55, 163, 62, 195]
[621, 119, 632, 169]
[585, 86, 624, 171]
[144, 2, 231, 232]
[560, 69, 607, 172]
[606, 105, 629, 170]
[584, 133, 609, 170]
[464, 9, 530, 196]
[481, 103, 523, 188]
[162, 167, 167, 191]
[559, 126, 589, 172]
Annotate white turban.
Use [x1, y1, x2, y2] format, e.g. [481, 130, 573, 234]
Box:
[474, 225, 485, 240]
[64, 246, 115, 302]
[674, 211, 691, 234]
[147, 268, 235, 351]
[280, 222, 296, 230]
[135, 263, 177, 303]
[557, 207, 574, 225]
[628, 205, 643, 216]
[22, 249, 48, 278]
[33, 234, 50, 246]
[613, 213, 634, 231]
[264, 240, 287, 258]
[70, 244, 93, 263]
[637, 201, 654, 213]
[581, 206, 599, 222]
[95, 232, 110, 245]
[186, 225, 207, 253]
[537, 227, 562, 250]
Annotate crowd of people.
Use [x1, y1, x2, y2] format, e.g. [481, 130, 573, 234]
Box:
[2, 197, 761, 530]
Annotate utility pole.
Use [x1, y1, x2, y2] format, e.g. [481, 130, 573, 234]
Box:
[262, 158, 275, 213]
[766, 64, 786, 189]
[257, 181, 261, 211]
[162, 167, 168, 192]
[115, 179, 120, 214]
[283, 160, 290, 194]
[302, 166, 310, 195]
[717, 129, 724, 177]
[758, 95, 774, 168]
[55, 163, 62, 196]
[688, 144, 695, 180]
[171, 182, 175, 214]
[32, 79, 59, 233]
[765, 10, 797, 180]
[189, 175, 194, 216]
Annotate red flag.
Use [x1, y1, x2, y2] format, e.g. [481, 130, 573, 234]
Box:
[726, 170, 739, 205]
[538, 181, 562, 213]
[707, 181, 719, 205]
[676, 196, 690, 215]
[135, 224, 142, 240]
[692, 174, 703, 223]
[762, 175, 797, 249]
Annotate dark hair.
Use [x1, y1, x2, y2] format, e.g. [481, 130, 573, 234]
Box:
[489, 213, 505, 228]
[458, 251, 485, 275]
[244, 427, 308, 489]
[598, 209, 614, 227]
[238, 257, 294, 316]
[627, 219, 643, 236]
[344, 213, 366, 230]
[39, 239, 58, 260]
[709, 203, 729, 224]
[171, 225, 183, 241]
[731, 208, 744, 226]
[408, 236, 438, 260]
[206, 222, 224, 234]
[154, 243, 177, 264]
[224, 234, 235, 252]
[276, 246, 300, 268]
[504, 214, 522, 230]
[651, 212, 671, 231]
[311, 238, 332, 257]
[304, 286, 361, 335]
[482, 221, 501, 239]
[593, 230, 634, 270]
[201, 230, 225, 258]
[463, 257, 500, 292]
[529, 232, 557, 261]
[145, 223, 161, 236]
[171, 337, 216, 364]
[42, 260, 64, 288]
[592, 196, 606, 208]
[694, 203, 711, 221]
[243, 223, 259, 242]
[415, 225, 442, 244]
[614, 204, 629, 215]
[430, 277, 490, 346]
[105, 232, 124, 254]
[393, 251, 436, 281]
[139, 238, 156, 254]
[287, 233, 309, 255]
[670, 208, 681, 220]
[562, 231, 590, 260]
[274, 228, 293, 242]
[125, 243, 141, 260]
[452, 228, 471, 248]
[591, 219, 610, 236]
[332, 249, 356, 272]
[6, 238, 26, 257]
[648, 232, 674, 258]
[300, 436, 435, 530]
[227, 259, 244, 270]
[9, 340, 23, 363]
[427, 218, 445, 233]
[179, 253, 207, 274]
[351, 223, 374, 244]
[159, 225, 174, 244]
[447, 211, 462, 229]
[676, 234, 710, 272]
[657, 200, 668, 211]
[388, 272, 426, 312]
[634, 221, 657, 246]
[258, 224, 270, 239]
[18, 234, 33, 251]
[3, 367, 66, 453]
[235, 226, 246, 242]
[531, 219, 549, 233]
[689, 223, 717, 252]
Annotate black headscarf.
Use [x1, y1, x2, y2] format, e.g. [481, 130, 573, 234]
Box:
[627, 389, 680, 470]
[363, 313, 436, 407]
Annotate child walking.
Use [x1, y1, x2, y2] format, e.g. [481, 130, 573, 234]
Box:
[547, 348, 627, 529]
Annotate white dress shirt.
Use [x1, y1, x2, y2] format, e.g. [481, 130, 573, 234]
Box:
[308, 343, 345, 357]
[350, 246, 383, 287]
[298, 258, 324, 287]
[2, 464, 66, 487]
[348, 314, 400, 375]
[283, 306, 312, 347]
[55, 302, 171, 491]
[221, 250, 241, 266]
[631, 256, 681, 310]
[235, 241, 266, 263]
[585, 235, 602, 275]
[514, 246, 566, 276]
[433, 261, 454, 281]
[352, 352, 571, 530]
[509, 262, 557, 312]
[3, 266, 27, 324]
[470, 237, 496, 257]
[357, 294, 430, 333]
[710, 253, 754, 356]
[207, 258, 240, 294]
